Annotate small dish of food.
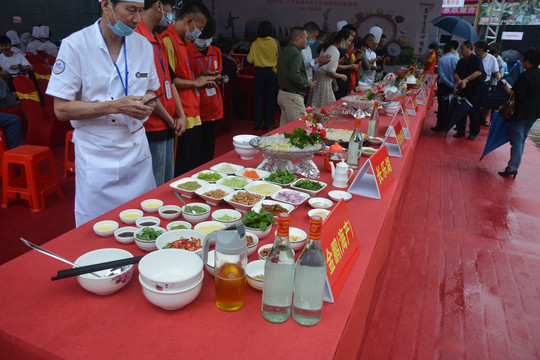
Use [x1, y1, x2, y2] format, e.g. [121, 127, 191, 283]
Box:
[195, 184, 234, 206]
[263, 169, 297, 186]
[119, 209, 143, 225]
[135, 216, 161, 228]
[245, 232, 259, 256]
[210, 162, 244, 175]
[158, 205, 182, 220]
[134, 226, 167, 252]
[216, 175, 253, 190]
[114, 226, 138, 244]
[181, 203, 211, 223]
[290, 178, 327, 197]
[191, 170, 225, 183]
[166, 221, 192, 231]
[328, 190, 353, 202]
[93, 220, 119, 237]
[251, 200, 294, 218]
[211, 209, 242, 225]
[307, 208, 331, 221]
[155, 229, 205, 257]
[140, 199, 163, 213]
[271, 189, 310, 206]
[170, 178, 209, 199]
[194, 221, 226, 235]
[234, 168, 270, 180]
[244, 181, 282, 197]
[223, 190, 264, 212]
[246, 260, 265, 291]
[362, 146, 377, 157]
[308, 197, 333, 209]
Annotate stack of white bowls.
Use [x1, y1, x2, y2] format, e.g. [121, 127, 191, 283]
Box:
[232, 134, 259, 160]
[383, 102, 400, 116]
[138, 249, 204, 310]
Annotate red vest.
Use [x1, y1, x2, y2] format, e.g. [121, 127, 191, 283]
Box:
[162, 24, 200, 118]
[186, 43, 223, 122]
[135, 21, 176, 132]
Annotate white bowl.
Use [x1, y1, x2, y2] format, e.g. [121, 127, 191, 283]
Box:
[328, 190, 352, 202]
[224, 190, 264, 212]
[114, 226, 138, 244]
[258, 243, 294, 260]
[234, 144, 259, 160]
[211, 209, 242, 225]
[271, 189, 310, 206]
[158, 205, 182, 220]
[119, 209, 143, 225]
[210, 162, 244, 175]
[135, 216, 161, 228]
[155, 229, 205, 258]
[245, 232, 259, 256]
[191, 170, 225, 183]
[138, 248, 203, 292]
[216, 175, 253, 190]
[251, 199, 294, 218]
[134, 226, 166, 252]
[362, 146, 377, 157]
[288, 227, 308, 251]
[308, 197, 333, 209]
[357, 81, 371, 92]
[75, 248, 134, 295]
[166, 221, 192, 231]
[244, 181, 282, 197]
[195, 184, 235, 206]
[234, 167, 270, 180]
[246, 260, 265, 291]
[232, 134, 258, 145]
[170, 178, 209, 199]
[93, 220, 119, 237]
[307, 208, 331, 221]
[140, 199, 163, 213]
[290, 178, 327, 197]
[194, 221, 226, 236]
[205, 250, 215, 276]
[139, 273, 203, 310]
[181, 203, 211, 223]
[246, 223, 273, 239]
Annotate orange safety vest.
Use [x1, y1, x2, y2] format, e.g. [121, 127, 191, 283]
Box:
[186, 43, 223, 122]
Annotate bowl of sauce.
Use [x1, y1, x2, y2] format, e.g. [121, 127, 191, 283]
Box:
[119, 209, 144, 225]
[140, 199, 164, 213]
[114, 226, 138, 244]
[93, 220, 119, 237]
[158, 205, 182, 220]
[135, 216, 161, 229]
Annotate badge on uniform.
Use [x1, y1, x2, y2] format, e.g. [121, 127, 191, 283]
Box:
[214, 60, 218, 70]
[164, 80, 172, 100]
[53, 59, 65, 75]
[206, 88, 217, 96]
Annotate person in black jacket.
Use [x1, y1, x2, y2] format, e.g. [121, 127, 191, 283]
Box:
[499, 47, 540, 178]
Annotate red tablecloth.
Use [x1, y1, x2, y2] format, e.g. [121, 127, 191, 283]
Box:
[0, 86, 433, 359]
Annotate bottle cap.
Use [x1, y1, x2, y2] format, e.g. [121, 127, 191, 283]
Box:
[276, 213, 290, 237]
[308, 216, 323, 240]
[214, 230, 246, 255]
[329, 142, 343, 153]
[374, 101, 379, 108]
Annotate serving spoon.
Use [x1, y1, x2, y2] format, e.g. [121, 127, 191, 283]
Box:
[175, 192, 195, 214]
[20, 238, 123, 278]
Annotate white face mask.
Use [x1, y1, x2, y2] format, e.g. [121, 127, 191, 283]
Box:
[158, 5, 175, 27]
[195, 37, 212, 49]
[185, 19, 202, 41]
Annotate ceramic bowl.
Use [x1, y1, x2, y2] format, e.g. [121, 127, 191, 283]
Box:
[362, 147, 377, 157]
[119, 209, 143, 225]
[307, 208, 331, 221]
[194, 221, 226, 236]
[244, 181, 282, 197]
[204, 250, 215, 276]
[246, 260, 265, 291]
[191, 170, 225, 183]
[251, 199, 294, 219]
[288, 227, 308, 251]
[140, 199, 163, 213]
[245, 222, 273, 239]
[75, 248, 134, 295]
[328, 190, 352, 202]
[158, 205, 182, 221]
[134, 226, 166, 252]
[195, 184, 235, 206]
[234, 143, 259, 160]
[154, 229, 206, 258]
[232, 134, 258, 145]
[216, 175, 253, 190]
[166, 221, 192, 231]
[135, 216, 161, 228]
[93, 220, 119, 237]
[138, 248, 203, 292]
[245, 232, 259, 256]
[170, 178, 209, 199]
[211, 209, 242, 225]
[234, 168, 270, 180]
[258, 243, 294, 260]
[139, 273, 203, 310]
[113, 226, 138, 244]
[308, 197, 333, 209]
[223, 190, 264, 212]
[210, 162, 244, 175]
[270, 189, 310, 206]
[290, 178, 327, 197]
[181, 203, 211, 224]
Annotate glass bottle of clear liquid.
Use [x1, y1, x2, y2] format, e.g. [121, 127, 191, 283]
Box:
[292, 216, 327, 326]
[367, 101, 380, 138]
[261, 213, 295, 323]
[346, 117, 362, 169]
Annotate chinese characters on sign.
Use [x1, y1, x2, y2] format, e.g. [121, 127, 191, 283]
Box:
[441, 5, 477, 15]
[375, 156, 393, 185]
[325, 219, 354, 275]
[442, 0, 464, 8]
[414, 3, 434, 57]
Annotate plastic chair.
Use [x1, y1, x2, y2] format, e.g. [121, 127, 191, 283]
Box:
[45, 54, 56, 67]
[33, 63, 53, 111]
[64, 130, 75, 177]
[2, 144, 63, 212]
[26, 54, 44, 66]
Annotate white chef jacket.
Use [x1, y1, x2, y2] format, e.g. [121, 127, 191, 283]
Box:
[40, 40, 58, 57]
[301, 47, 319, 81]
[364, 48, 377, 84]
[482, 53, 499, 84]
[46, 20, 160, 226]
[25, 40, 42, 54]
[0, 52, 31, 75]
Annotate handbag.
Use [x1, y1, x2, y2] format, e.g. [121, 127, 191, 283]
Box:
[499, 93, 515, 120]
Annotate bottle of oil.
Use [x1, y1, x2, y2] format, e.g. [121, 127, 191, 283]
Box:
[261, 213, 295, 323]
[346, 117, 362, 169]
[292, 216, 327, 326]
[367, 101, 380, 138]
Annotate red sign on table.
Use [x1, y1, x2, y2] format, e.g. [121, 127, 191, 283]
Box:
[348, 145, 395, 199]
[320, 199, 360, 303]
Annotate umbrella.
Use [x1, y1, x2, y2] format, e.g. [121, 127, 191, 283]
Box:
[483, 64, 524, 111]
[502, 49, 522, 63]
[444, 95, 473, 136]
[431, 16, 479, 42]
[480, 111, 509, 160]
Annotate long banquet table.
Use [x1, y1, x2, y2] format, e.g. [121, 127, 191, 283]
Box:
[0, 87, 433, 359]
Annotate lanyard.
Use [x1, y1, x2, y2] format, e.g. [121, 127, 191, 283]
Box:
[198, 56, 212, 72]
[151, 43, 166, 74]
[98, 23, 128, 96]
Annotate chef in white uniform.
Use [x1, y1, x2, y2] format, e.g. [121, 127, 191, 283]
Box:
[25, 26, 42, 54]
[5, 31, 24, 55]
[37, 26, 58, 57]
[46, 0, 160, 226]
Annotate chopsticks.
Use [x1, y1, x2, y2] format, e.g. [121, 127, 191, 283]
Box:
[51, 255, 144, 281]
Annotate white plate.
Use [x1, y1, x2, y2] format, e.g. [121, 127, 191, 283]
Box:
[216, 175, 253, 190]
[362, 146, 377, 157]
[191, 170, 225, 183]
[234, 168, 270, 180]
[289, 178, 327, 197]
[328, 190, 352, 202]
[170, 178, 209, 199]
[223, 190, 265, 212]
[210, 162, 244, 175]
[244, 181, 282, 197]
[194, 184, 235, 206]
[271, 189, 310, 206]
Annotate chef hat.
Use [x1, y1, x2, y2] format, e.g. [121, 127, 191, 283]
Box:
[6, 30, 20, 45]
[336, 20, 347, 31]
[369, 26, 383, 43]
[39, 25, 50, 39]
[20, 32, 31, 45]
[32, 26, 40, 38]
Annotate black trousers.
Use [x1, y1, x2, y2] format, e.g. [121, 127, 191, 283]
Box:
[436, 83, 453, 129]
[456, 85, 481, 136]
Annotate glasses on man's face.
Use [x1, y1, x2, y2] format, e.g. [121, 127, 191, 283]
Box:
[191, 18, 204, 33]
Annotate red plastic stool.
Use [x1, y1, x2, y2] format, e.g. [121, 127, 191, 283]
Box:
[64, 130, 75, 177]
[2, 145, 63, 212]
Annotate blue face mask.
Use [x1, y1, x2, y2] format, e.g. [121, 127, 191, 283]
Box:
[194, 37, 212, 49]
[307, 39, 315, 46]
[107, 5, 134, 37]
[185, 19, 202, 41]
[159, 6, 175, 27]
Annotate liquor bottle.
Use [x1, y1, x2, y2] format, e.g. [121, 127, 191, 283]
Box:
[261, 213, 295, 323]
[292, 216, 327, 326]
[346, 117, 362, 169]
[367, 101, 380, 138]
